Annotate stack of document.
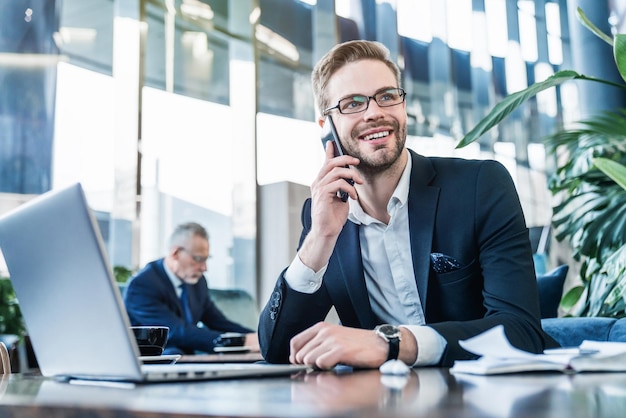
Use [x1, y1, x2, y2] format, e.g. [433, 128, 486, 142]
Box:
[450, 325, 626, 375]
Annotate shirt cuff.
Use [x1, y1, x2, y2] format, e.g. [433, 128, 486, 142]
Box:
[402, 325, 447, 366]
[284, 254, 326, 294]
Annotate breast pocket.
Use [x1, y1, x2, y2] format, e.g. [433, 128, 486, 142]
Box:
[434, 258, 479, 285]
[430, 259, 485, 320]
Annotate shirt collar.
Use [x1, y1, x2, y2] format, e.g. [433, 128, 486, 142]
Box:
[163, 259, 184, 291]
[348, 148, 412, 225]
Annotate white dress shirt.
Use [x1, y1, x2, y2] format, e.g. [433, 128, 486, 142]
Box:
[285, 149, 446, 365]
[163, 262, 184, 298]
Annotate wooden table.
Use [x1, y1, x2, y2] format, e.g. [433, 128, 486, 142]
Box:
[0, 367, 625, 417]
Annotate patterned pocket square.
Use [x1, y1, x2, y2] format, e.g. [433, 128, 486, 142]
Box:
[430, 253, 462, 273]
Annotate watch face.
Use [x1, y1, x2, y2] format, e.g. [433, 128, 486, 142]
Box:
[377, 324, 401, 338]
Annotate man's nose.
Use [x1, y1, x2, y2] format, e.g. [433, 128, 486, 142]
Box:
[361, 98, 385, 119]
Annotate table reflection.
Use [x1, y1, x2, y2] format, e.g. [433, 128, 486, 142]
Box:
[452, 372, 626, 418]
[1, 368, 626, 417]
[291, 367, 451, 415]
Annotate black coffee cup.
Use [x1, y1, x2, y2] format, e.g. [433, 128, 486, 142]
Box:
[131, 326, 169, 356]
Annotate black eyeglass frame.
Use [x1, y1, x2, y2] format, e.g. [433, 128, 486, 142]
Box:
[323, 87, 406, 115]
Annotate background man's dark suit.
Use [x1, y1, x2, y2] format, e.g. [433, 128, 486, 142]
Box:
[259, 149, 556, 366]
[125, 259, 252, 354]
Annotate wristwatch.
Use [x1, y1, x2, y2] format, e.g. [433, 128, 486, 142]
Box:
[375, 324, 402, 361]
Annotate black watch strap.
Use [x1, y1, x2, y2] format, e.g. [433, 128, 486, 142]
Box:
[387, 336, 400, 360]
[376, 324, 401, 361]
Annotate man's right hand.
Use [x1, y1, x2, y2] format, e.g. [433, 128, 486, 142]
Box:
[298, 143, 361, 272]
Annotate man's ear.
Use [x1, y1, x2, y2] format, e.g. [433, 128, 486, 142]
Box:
[318, 116, 325, 128]
[171, 246, 182, 259]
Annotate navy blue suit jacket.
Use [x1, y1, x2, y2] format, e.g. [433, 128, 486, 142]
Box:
[124, 259, 252, 354]
[259, 150, 557, 366]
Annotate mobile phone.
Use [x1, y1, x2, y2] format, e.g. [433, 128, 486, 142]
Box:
[320, 115, 354, 202]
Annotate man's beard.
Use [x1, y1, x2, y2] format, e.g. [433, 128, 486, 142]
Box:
[343, 121, 406, 178]
[183, 275, 202, 285]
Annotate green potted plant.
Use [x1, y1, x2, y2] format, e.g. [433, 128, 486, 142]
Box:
[543, 121, 626, 317]
[113, 265, 133, 283]
[0, 276, 26, 337]
[457, 8, 626, 318]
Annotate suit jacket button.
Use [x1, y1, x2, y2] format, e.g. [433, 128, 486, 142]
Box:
[270, 291, 281, 308]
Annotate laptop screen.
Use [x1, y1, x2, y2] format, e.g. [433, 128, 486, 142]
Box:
[0, 183, 144, 380]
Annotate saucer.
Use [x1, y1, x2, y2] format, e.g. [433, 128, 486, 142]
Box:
[213, 346, 252, 354]
[139, 354, 181, 364]
[138, 345, 164, 356]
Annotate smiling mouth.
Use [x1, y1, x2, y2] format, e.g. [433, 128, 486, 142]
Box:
[362, 130, 390, 141]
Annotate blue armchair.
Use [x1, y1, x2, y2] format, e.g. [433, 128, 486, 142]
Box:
[536, 264, 626, 346]
[542, 317, 626, 347]
[536, 264, 568, 319]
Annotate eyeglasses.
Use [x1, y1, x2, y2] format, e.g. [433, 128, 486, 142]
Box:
[179, 247, 209, 264]
[323, 87, 406, 115]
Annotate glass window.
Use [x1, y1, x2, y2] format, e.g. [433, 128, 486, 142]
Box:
[258, 55, 314, 120]
[535, 62, 557, 117]
[446, 0, 472, 51]
[0, 0, 62, 194]
[492, 56, 507, 96]
[58, 0, 113, 75]
[398, 0, 432, 42]
[401, 37, 429, 83]
[143, 1, 230, 104]
[258, 0, 314, 121]
[545, 1, 563, 65]
[451, 48, 471, 90]
[140, 87, 241, 288]
[518, 0, 538, 62]
[485, 0, 508, 58]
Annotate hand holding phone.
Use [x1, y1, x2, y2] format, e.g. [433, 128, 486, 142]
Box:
[320, 115, 354, 202]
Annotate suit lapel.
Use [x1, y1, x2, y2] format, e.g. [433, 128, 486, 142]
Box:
[406, 151, 439, 311]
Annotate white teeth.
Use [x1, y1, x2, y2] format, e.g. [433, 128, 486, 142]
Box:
[363, 131, 389, 141]
[364, 131, 388, 141]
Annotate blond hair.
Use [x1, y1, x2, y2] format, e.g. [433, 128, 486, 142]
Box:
[311, 40, 401, 116]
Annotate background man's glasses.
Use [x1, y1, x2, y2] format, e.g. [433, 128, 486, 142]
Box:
[323, 87, 406, 115]
[179, 247, 209, 264]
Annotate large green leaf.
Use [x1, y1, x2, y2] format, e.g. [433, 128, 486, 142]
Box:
[456, 71, 580, 148]
[601, 244, 626, 280]
[456, 73, 626, 148]
[576, 7, 613, 46]
[594, 158, 626, 191]
[576, 6, 626, 85]
[561, 285, 585, 310]
[592, 201, 626, 258]
[590, 245, 626, 317]
[551, 179, 626, 261]
[614, 34, 626, 83]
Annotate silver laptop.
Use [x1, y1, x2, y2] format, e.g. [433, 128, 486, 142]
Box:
[0, 183, 308, 382]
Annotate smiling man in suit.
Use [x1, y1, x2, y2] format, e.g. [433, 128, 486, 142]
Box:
[125, 222, 258, 355]
[258, 40, 557, 369]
